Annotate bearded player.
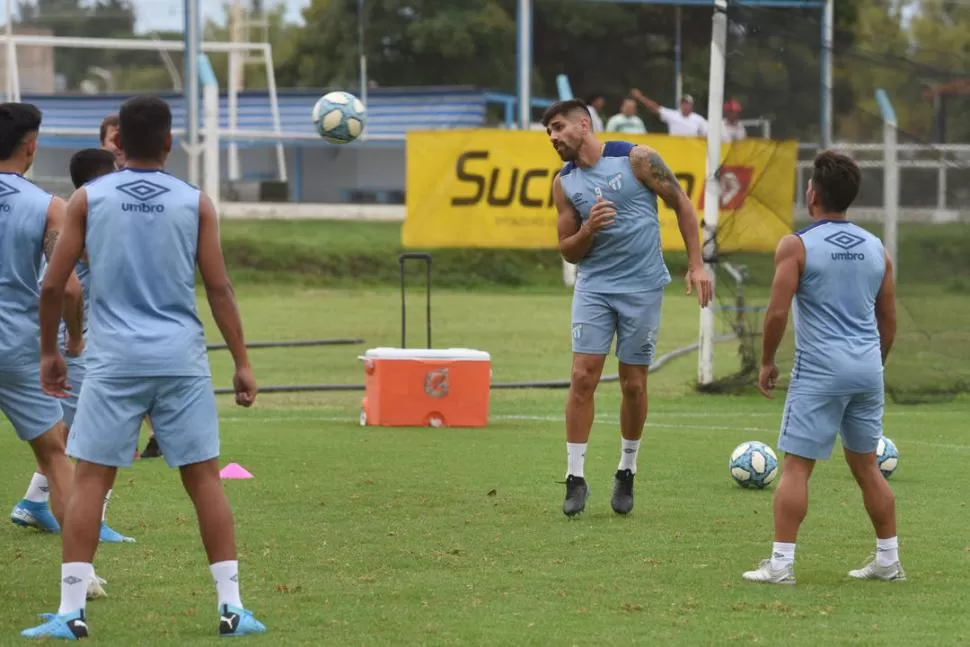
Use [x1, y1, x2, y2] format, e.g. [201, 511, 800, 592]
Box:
[542, 99, 713, 517]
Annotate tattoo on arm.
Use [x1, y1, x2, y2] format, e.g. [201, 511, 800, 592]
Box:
[43, 230, 59, 260]
[631, 147, 686, 206]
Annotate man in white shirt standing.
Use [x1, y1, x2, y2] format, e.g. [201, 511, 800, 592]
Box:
[583, 93, 605, 133]
[605, 98, 647, 135]
[723, 99, 747, 143]
[630, 89, 707, 137]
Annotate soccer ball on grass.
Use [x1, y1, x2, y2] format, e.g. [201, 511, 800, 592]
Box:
[312, 91, 366, 144]
[876, 437, 899, 479]
[729, 441, 779, 489]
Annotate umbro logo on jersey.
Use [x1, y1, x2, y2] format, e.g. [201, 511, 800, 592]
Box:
[0, 179, 20, 199]
[0, 178, 19, 211]
[117, 179, 169, 213]
[825, 231, 866, 261]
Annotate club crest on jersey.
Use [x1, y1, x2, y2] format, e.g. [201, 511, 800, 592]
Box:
[607, 173, 622, 191]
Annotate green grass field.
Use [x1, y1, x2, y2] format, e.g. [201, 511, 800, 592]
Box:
[1, 221, 969, 645]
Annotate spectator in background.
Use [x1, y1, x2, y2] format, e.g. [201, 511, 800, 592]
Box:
[605, 98, 647, 135]
[723, 99, 747, 142]
[583, 93, 605, 132]
[630, 88, 707, 138]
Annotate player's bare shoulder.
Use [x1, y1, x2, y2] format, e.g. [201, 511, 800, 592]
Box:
[628, 144, 683, 203]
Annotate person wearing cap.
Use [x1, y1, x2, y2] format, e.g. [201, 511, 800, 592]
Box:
[723, 99, 747, 142]
[630, 88, 707, 137]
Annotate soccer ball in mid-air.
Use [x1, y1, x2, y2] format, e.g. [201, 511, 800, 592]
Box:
[312, 91, 366, 144]
[876, 437, 899, 479]
[729, 441, 779, 489]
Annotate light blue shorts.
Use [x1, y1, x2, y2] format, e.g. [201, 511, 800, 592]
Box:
[0, 369, 64, 442]
[778, 388, 884, 460]
[571, 288, 664, 366]
[60, 355, 86, 429]
[68, 376, 219, 469]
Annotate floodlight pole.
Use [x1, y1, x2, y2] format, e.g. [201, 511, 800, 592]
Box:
[184, 0, 201, 186]
[674, 6, 683, 105]
[820, 0, 833, 148]
[358, 0, 368, 140]
[698, 0, 728, 387]
[516, 0, 533, 129]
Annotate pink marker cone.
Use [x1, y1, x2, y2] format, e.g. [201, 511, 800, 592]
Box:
[219, 463, 254, 480]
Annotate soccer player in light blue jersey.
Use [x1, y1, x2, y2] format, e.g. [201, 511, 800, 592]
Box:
[542, 99, 713, 517]
[100, 113, 164, 462]
[0, 103, 82, 529]
[742, 151, 903, 585]
[24, 96, 265, 640]
[10, 148, 135, 545]
[0, 103, 111, 601]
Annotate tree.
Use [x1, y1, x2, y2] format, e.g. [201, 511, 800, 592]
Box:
[277, 0, 516, 90]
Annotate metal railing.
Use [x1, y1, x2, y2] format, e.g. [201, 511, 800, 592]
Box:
[794, 141, 970, 219]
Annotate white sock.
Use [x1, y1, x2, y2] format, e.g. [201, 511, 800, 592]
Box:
[210, 560, 243, 609]
[770, 542, 796, 570]
[566, 442, 587, 478]
[23, 473, 50, 503]
[876, 536, 899, 566]
[618, 438, 640, 474]
[102, 489, 112, 523]
[59, 562, 94, 614]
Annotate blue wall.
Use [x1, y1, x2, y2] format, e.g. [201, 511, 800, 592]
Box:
[26, 86, 492, 149]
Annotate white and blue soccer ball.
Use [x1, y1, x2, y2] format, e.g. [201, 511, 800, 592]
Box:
[312, 91, 366, 144]
[876, 437, 899, 479]
[729, 441, 779, 489]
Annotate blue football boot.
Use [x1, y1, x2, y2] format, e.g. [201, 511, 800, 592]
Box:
[10, 500, 60, 533]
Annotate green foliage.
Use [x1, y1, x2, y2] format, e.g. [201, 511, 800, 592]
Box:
[218, 219, 970, 293]
[277, 0, 517, 91]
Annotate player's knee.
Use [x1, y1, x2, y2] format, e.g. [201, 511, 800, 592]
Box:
[569, 363, 600, 398]
[28, 422, 68, 463]
[618, 371, 646, 400]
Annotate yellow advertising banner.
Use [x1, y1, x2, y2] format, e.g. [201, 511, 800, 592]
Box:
[403, 130, 797, 253]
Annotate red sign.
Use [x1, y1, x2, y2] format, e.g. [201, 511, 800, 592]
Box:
[698, 166, 754, 210]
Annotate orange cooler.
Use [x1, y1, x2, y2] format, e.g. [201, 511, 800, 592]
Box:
[359, 347, 491, 428]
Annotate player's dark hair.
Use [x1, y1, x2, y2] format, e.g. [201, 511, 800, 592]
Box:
[811, 150, 861, 213]
[99, 114, 119, 146]
[118, 96, 171, 161]
[541, 99, 590, 128]
[69, 148, 116, 188]
[0, 102, 42, 160]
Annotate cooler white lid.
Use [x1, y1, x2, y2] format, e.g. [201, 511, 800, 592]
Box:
[361, 347, 491, 361]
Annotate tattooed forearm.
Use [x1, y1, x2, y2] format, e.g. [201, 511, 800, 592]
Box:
[43, 230, 59, 259]
[631, 146, 686, 207]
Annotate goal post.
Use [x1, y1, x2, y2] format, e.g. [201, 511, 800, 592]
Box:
[3, 33, 287, 186]
[875, 88, 898, 282]
[697, 0, 728, 387]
